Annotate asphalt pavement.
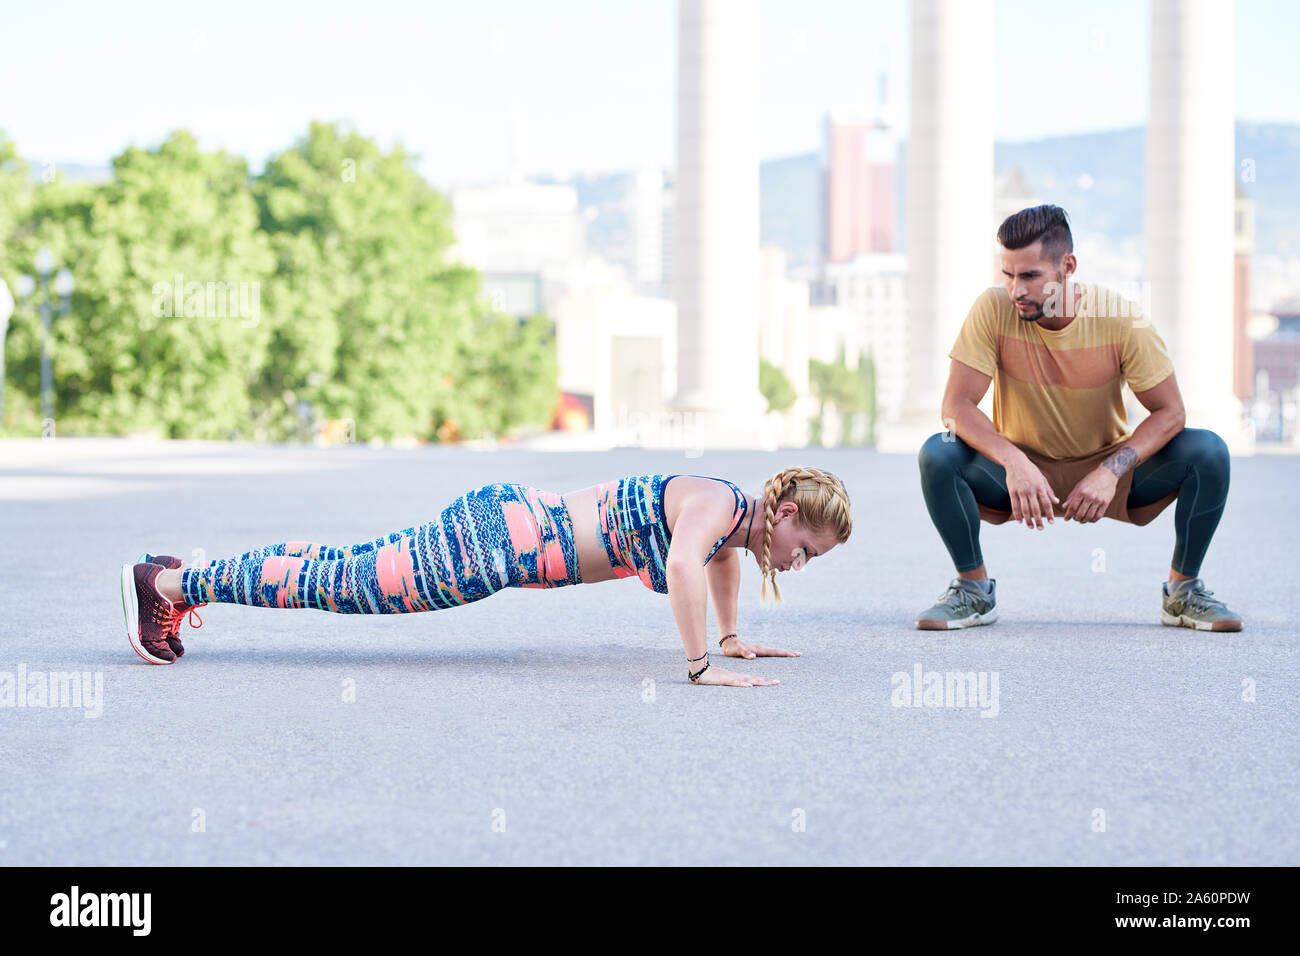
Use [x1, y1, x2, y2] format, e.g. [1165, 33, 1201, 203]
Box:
[1, 438, 1295, 865]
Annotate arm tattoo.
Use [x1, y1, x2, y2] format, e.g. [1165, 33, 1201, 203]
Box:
[1102, 445, 1139, 478]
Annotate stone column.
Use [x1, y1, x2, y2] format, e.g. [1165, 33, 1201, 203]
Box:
[878, 0, 994, 452]
[672, 0, 770, 449]
[1146, 0, 1247, 449]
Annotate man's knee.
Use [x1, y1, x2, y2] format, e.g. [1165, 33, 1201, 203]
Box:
[1172, 428, 1230, 475]
[918, 431, 966, 481]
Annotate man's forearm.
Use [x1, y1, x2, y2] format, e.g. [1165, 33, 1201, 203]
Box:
[944, 399, 1031, 470]
[1102, 407, 1184, 478]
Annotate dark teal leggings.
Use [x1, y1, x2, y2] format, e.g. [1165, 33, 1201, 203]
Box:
[917, 428, 1230, 576]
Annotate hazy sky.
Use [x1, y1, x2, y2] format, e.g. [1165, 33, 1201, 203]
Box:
[1, 0, 1295, 186]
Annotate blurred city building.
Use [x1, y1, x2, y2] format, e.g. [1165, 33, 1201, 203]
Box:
[1251, 298, 1300, 444]
[556, 168, 673, 299]
[455, 0, 1274, 456]
[806, 303, 861, 446]
[803, 253, 909, 425]
[550, 259, 677, 439]
[1234, 183, 1255, 401]
[758, 247, 815, 446]
[451, 180, 585, 281]
[823, 78, 897, 263]
[992, 168, 1036, 283]
[453, 177, 678, 443]
[993, 168, 1036, 235]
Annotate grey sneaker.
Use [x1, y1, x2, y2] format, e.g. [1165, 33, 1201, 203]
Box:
[1161, 579, 1243, 632]
[915, 578, 998, 630]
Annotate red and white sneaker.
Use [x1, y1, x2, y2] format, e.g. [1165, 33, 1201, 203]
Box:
[121, 562, 179, 664]
[138, 553, 206, 658]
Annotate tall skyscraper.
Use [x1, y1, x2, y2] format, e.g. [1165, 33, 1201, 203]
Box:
[824, 76, 897, 262]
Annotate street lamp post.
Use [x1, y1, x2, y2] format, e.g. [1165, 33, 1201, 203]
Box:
[0, 277, 13, 427]
[17, 248, 75, 425]
[35, 247, 54, 422]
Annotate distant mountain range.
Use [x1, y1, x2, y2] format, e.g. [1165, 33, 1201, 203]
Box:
[40, 122, 1300, 267]
[759, 122, 1300, 266]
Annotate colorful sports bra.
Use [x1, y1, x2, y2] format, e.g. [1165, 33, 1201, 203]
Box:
[593, 474, 749, 594]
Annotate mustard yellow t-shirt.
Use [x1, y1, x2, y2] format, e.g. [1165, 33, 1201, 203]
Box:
[948, 285, 1174, 460]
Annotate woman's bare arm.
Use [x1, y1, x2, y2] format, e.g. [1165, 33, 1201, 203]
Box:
[665, 497, 727, 664]
[704, 547, 740, 639]
[666, 488, 778, 687]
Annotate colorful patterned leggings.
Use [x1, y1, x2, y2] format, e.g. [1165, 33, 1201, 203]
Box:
[180, 484, 582, 613]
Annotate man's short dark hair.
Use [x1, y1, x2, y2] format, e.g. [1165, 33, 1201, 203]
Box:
[997, 204, 1073, 265]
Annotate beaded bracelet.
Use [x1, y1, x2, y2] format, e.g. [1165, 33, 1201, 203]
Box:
[689, 661, 711, 683]
[719, 633, 738, 648]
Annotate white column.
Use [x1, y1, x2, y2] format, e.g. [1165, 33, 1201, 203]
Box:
[878, 0, 994, 452]
[1146, 0, 1247, 448]
[672, 0, 770, 448]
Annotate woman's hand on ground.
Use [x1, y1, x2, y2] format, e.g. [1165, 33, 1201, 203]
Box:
[692, 664, 780, 687]
[720, 636, 800, 660]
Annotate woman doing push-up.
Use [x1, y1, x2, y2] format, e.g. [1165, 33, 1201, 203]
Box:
[120, 466, 852, 687]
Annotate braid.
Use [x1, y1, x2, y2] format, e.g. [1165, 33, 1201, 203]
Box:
[760, 469, 795, 606]
[758, 466, 853, 607]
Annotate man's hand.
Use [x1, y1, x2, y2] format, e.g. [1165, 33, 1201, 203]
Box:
[1062, 465, 1118, 523]
[1005, 458, 1059, 530]
[720, 636, 801, 660]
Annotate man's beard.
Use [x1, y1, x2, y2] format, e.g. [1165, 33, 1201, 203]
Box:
[1015, 272, 1063, 322]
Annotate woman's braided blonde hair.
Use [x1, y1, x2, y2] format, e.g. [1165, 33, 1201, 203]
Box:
[759, 466, 853, 606]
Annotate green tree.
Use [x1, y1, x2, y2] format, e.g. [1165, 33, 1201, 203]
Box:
[0, 134, 34, 429]
[4, 132, 275, 437]
[1, 123, 557, 440]
[759, 359, 797, 414]
[253, 121, 556, 441]
[809, 350, 877, 446]
[437, 313, 558, 439]
[0, 134, 32, 263]
[859, 352, 877, 444]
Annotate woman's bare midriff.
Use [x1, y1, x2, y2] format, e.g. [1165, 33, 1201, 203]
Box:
[562, 476, 731, 585]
